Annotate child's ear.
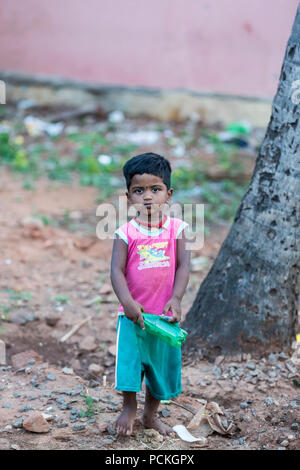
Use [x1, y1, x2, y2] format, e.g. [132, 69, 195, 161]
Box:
[167, 188, 174, 202]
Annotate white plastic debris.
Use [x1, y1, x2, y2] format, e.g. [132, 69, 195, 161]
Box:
[173, 145, 185, 158]
[163, 129, 174, 138]
[108, 110, 125, 123]
[125, 130, 160, 145]
[97, 154, 112, 165]
[62, 367, 74, 375]
[17, 99, 36, 110]
[24, 116, 64, 137]
[172, 425, 207, 444]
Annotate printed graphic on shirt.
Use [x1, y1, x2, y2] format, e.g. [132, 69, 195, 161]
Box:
[137, 241, 170, 270]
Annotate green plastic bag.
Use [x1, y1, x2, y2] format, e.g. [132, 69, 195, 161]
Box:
[138, 313, 188, 349]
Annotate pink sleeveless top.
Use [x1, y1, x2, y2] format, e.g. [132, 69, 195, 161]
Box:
[114, 216, 188, 316]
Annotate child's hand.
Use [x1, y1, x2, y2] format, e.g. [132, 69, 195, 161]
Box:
[123, 300, 145, 330]
[163, 297, 182, 325]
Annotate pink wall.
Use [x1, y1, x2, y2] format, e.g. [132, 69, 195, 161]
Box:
[0, 0, 298, 98]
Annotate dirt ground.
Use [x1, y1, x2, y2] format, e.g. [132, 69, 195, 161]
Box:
[0, 165, 299, 452]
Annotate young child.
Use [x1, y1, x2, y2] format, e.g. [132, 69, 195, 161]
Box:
[110, 152, 190, 436]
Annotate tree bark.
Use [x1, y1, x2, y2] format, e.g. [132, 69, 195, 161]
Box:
[183, 5, 300, 356]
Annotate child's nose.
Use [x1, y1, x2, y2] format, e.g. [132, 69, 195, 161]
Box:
[143, 189, 153, 200]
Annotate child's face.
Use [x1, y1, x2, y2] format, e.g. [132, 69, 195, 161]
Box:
[126, 173, 173, 218]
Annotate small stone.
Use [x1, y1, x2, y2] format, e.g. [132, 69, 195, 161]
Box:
[264, 397, 273, 406]
[45, 315, 60, 327]
[27, 359, 36, 366]
[289, 400, 298, 408]
[245, 361, 256, 370]
[106, 424, 117, 436]
[46, 374, 56, 381]
[79, 336, 97, 352]
[28, 394, 38, 400]
[62, 367, 73, 375]
[291, 422, 299, 431]
[143, 428, 164, 443]
[88, 379, 100, 388]
[240, 401, 251, 409]
[11, 444, 21, 450]
[2, 403, 12, 408]
[19, 405, 34, 412]
[9, 311, 38, 325]
[46, 407, 55, 413]
[108, 345, 116, 357]
[12, 419, 23, 429]
[72, 424, 86, 431]
[23, 412, 50, 433]
[214, 355, 224, 366]
[279, 440, 289, 447]
[88, 363, 103, 377]
[161, 408, 170, 418]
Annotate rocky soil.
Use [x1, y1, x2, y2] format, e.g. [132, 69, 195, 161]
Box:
[0, 112, 299, 451]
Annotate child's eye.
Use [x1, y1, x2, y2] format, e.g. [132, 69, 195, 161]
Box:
[135, 189, 143, 194]
[152, 188, 160, 192]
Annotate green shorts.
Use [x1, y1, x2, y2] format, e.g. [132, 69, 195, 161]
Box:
[115, 315, 182, 400]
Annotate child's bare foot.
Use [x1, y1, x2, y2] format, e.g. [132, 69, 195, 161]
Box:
[142, 413, 174, 436]
[142, 386, 174, 436]
[115, 392, 137, 436]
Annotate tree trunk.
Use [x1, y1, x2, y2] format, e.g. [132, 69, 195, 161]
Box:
[183, 5, 300, 356]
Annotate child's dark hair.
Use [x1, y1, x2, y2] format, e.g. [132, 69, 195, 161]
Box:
[123, 152, 172, 191]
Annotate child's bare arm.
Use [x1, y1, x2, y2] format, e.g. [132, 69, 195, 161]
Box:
[110, 235, 145, 329]
[163, 229, 191, 324]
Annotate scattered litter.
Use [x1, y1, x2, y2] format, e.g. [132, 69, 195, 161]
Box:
[24, 116, 64, 137]
[98, 154, 112, 165]
[62, 367, 74, 375]
[163, 129, 174, 138]
[173, 145, 185, 158]
[17, 99, 37, 110]
[172, 424, 207, 445]
[226, 121, 251, 135]
[124, 130, 160, 145]
[215, 121, 251, 148]
[108, 111, 125, 123]
[187, 401, 234, 436]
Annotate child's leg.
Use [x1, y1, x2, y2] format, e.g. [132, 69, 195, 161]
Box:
[115, 391, 137, 436]
[142, 386, 173, 436]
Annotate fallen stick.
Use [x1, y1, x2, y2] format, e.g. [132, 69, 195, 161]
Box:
[48, 105, 105, 123]
[59, 316, 91, 343]
[167, 400, 196, 415]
